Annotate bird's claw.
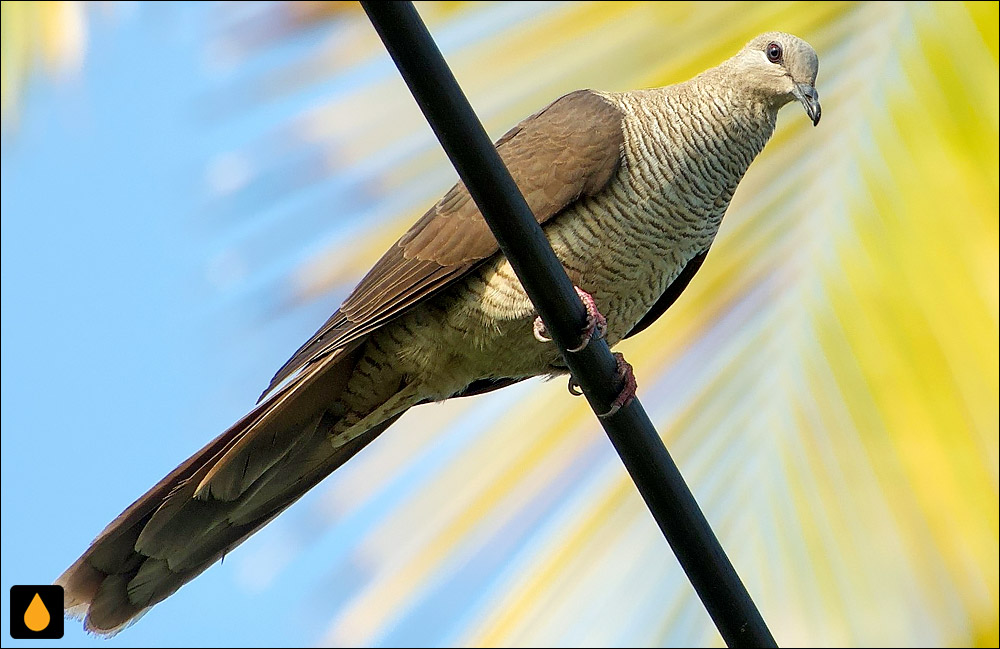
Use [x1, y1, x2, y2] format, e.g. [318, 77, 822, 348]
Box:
[598, 353, 636, 418]
[532, 286, 607, 351]
[568, 287, 607, 352]
[533, 317, 552, 343]
[565, 352, 637, 418]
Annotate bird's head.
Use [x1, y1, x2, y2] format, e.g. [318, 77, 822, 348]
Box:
[732, 32, 821, 126]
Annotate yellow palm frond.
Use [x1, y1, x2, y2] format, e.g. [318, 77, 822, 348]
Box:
[1, 0, 88, 126]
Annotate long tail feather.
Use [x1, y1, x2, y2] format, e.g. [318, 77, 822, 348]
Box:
[56, 338, 402, 635]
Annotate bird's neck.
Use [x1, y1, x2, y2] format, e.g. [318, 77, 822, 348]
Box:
[682, 66, 778, 146]
[608, 78, 778, 248]
[620, 74, 778, 177]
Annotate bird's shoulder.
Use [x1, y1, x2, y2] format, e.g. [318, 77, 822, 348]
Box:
[401, 88, 627, 265]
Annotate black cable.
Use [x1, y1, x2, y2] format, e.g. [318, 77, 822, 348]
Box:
[360, 2, 777, 646]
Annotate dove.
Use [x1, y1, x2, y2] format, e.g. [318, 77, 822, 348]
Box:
[58, 31, 820, 634]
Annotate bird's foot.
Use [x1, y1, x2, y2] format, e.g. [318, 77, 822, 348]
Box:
[533, 286, 607, 352]
[566, 352, 637, 418]
[600, 353, 637, 417]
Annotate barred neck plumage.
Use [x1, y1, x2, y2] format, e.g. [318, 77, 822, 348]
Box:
[605, 75, 777, 248]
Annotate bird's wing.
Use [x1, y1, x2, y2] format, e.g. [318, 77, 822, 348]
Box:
[624, 248, 710, 339]
[261, 89, 626, 399]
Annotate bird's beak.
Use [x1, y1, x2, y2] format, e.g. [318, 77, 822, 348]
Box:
[794, 83, 821, 126]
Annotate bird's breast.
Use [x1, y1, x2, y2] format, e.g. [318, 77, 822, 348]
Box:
[469, 180, 710, 350]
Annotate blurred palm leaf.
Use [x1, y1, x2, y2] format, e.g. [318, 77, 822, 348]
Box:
[197, 1, 997, 646]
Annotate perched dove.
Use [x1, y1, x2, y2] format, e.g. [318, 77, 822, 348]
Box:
[58, 31, 820, 634]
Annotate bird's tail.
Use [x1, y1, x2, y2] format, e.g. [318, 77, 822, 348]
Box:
[56, 341, 400, 635]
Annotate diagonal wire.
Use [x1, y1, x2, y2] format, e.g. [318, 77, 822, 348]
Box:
[360, 2, 776, 646]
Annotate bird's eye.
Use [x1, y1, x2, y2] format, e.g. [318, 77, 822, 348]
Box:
[766, 42, 783, 63]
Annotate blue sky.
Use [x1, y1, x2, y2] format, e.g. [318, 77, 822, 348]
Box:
[1, 5, 350, 646]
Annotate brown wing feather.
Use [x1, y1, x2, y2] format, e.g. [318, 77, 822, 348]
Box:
[262, 89, 625, 399]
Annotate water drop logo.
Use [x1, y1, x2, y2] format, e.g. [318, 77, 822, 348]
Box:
[9, 585, 63, 639]
[23, 593, 50, 632]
